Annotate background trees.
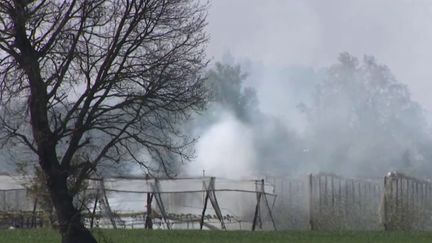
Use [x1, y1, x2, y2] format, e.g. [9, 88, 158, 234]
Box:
[0, 1, 208, 242]
[205, 62, 258, 122]
[193, 54, 432, 178]
[186, 61, 303, 177]
[301, 53, 432, 176]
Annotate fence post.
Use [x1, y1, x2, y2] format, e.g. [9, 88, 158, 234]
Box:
[152, 178, 171, 230]
[90, 189, 99, 229]
[261, 179, 277, 231]
[382, 173, 396, 231]
[31, 198, 38, 228]
[383, 175, 388, 231]
[100, 179, 117, 229]
[252, 185, 262, 231]
[308, 174, 315, 231]
[199, 178, 210, 230]
[207, 177, 226, 230]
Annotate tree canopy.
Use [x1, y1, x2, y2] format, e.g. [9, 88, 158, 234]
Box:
[302, 53, 432, 176]
[0, 1, 208, 242]
[205, 62, 258, 122]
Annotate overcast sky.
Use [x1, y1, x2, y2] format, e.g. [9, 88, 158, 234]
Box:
[206, 0, 432, 110]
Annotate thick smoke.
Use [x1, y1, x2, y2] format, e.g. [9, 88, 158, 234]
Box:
[183, 59, 306, 178]
[2, 53, 429, 180]
[187, 111, 257, 178]
[184, 53, 432, 179]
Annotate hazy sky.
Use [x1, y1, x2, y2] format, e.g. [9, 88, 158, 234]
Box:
[206, 0, 432, 110]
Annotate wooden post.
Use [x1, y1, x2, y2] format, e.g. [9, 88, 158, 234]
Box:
[351, 180, 355, 206]
[15, 190, 19, 211]
[331, 176, 335, 208]
[409, 179, 412, 209]
[412, 180, 415, 210]
[406, 180, 410, 210]
[344, 180, 351, 222]
[367, 183, 372, 207]
[426, 184, 429, 214]
[338, 179, 342, 219]
[427, 182, 430, 223]
[420, 183, 424, 208]
[429, 184, 432, 218]
[207, 177, 226, 230]
[330, 176, 335, 224]
[383, 176, 387, 231]
[152, 179, 171, 230]
[100, 180, 117, 229]
[257, 181, 263, 230]
[199, 190, 210, 230]
[2, 191, 6, 211]
[90, 189, 99, 229]
[383, 175, 391, 231]
[324, 175, 328, 206]
[404, 179, 408, 209]
[415, 181, 418, 209]
[31, 198, 38, 228]
[358, 182, 362, 209]
[252, 189, 262, 231]
[318, 176, 322, 214]
[308, 174, 314, 231]
[396, 177, 400, 228]
[261, 179, 277, 231]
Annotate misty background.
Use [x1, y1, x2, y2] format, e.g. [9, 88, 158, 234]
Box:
[3, 0, 432, 180]
[184, 0, 432, 179]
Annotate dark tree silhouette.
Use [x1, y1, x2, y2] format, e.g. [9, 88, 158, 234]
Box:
[0, 0, 208, 242]
[205, 62, 258, 121]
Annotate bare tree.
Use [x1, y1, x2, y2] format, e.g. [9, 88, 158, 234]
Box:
[0, 0, 208, 242]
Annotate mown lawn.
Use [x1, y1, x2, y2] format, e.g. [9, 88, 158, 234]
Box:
[1, 229, 432, 243]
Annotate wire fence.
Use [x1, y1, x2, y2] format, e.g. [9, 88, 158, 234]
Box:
[308, 173, 383, 230]
[2, 172, 432, 231]
[270, 173, 383, 230]
[84, 176, 277, 231]
[0, 175, 42, 229]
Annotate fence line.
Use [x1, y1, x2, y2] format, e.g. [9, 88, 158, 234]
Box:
[88, 176, 277, 231]
[269, 173, 383, 231]
[308, 173, 383, 230]
[2, 172, 432, 231]
[383, 172, 432, 231]
[0, 188, 42, 229]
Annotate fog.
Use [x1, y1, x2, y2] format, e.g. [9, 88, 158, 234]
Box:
[207, 0, 432, 110]
[185, 0, 432, 179]
[190, 112, 257, 178]
[2, 1, 432, 181]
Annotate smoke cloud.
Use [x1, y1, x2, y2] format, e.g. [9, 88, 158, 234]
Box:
[187, 111, 257, 179]
[183, 53, 432, 179]
[180, 0, 432, 179]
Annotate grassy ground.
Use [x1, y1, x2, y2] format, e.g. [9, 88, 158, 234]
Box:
[1, 229, 432, 243]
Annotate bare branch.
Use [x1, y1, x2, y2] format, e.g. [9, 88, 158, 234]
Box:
[0, 1, 208, 241]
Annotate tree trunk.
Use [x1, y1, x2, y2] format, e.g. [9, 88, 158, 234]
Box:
[45, 170, 97, 243]
[145, 192, 153, 229]
[19, 38, 98, 243]
[10, 5, 98, 241]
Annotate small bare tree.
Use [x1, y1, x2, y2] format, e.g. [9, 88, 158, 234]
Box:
[0, 1, 208, 242]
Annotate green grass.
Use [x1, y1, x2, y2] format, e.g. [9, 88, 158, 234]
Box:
[1, 229, 432, 243]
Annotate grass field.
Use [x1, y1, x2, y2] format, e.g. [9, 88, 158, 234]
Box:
[1, 229, 432, 243]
